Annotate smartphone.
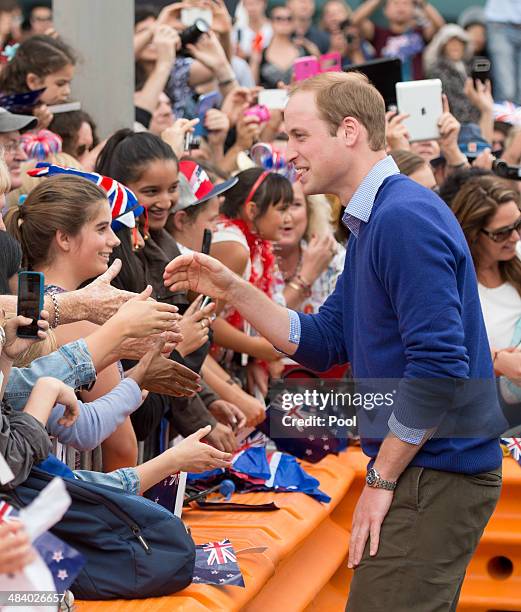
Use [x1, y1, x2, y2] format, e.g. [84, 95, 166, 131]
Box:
[47, 101, 82, 114]
[201, 228, 212, 255]
[293, 56, 320, 82]
[320, 52, 342, 73]
[194, 91, 220, 138]
[16, 271, 44, 339]
[471, 57, 491, 84]
[200, 229, 213, 309]
[258, 89, 289, 110]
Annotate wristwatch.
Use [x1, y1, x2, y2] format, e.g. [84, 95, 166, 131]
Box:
[366, 467, 397, 491]
[0, 325, 5, 349]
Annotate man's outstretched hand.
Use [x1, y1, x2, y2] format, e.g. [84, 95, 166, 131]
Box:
[163, 252, 237, 301]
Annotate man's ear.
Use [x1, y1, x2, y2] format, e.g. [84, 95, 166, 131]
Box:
[54, 229, 71, 253]
[26, 72, 44, 92]
[340, 116, 361, 147]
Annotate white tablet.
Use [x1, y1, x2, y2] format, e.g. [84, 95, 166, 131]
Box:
[395, 79, 443, 142]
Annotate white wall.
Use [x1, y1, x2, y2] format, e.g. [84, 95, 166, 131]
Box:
[53, 0, 135, 139]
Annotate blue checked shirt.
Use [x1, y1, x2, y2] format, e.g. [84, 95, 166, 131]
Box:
[286, 156, 427, 445]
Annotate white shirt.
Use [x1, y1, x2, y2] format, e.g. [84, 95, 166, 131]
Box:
[478, 282, 521, 348]
[485, 0, 521, 24]
[232, 22, 273, 56]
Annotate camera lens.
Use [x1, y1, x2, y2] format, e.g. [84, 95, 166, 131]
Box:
[180, 18, 210, 49]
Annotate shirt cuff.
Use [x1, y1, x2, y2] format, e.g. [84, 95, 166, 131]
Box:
[288, 309, 301, 345]
[388, 412, 428, 446]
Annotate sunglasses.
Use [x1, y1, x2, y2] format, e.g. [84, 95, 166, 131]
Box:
[481, 217, 521, 243]
[272, 15, 293, 21]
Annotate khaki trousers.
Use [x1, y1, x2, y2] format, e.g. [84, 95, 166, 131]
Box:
[346, 465, 502, 612]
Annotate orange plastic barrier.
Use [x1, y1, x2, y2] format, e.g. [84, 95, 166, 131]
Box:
[76, 451, 358, 612]
[75, 449, 521, 612]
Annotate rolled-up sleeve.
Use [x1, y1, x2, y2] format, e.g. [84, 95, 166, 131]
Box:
[6, 339, 96, 411]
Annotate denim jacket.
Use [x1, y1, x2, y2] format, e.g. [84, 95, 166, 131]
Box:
[5, 339, 96, 411]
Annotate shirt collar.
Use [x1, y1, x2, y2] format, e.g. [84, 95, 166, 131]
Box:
[342, 156, 400, 236]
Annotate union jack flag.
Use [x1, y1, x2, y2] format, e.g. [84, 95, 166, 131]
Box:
[502, 438, 521, 463]
[27, 163, 143, 229]
[0, 500, 16, 523]
[203, 539, 237, 565]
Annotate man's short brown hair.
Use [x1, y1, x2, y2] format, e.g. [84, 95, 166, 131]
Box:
[289, 72, 386, 151]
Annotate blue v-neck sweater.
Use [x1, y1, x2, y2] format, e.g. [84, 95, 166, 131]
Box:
[293, 175, 503, 474]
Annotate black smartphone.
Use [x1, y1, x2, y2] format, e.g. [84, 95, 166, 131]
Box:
[472, 57, 491, 84]
[17, 271, 44, 338]
[200, 229, 213, 310]
[201, 228, 212, 255]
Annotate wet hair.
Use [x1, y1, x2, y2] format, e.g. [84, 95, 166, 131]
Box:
[220, 168, 293, 220]
[49, 110, 99, 156]
[0, 230, 21, 294]
[0, 35, 77, 95]
[95, 129, 177, 185]
[5, 175, 107, 269]
[451, 174, 521, 296]
[438, 167, 493, 207]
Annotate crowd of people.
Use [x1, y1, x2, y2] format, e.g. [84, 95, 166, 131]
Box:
[0, 0, 520, 609]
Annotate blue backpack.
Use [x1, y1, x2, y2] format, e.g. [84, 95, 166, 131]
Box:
[9, 468, 195, 600]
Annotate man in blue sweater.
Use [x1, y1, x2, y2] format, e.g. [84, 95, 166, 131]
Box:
[164, 72, 503, 611]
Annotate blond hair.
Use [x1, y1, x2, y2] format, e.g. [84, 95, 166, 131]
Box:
[0, 149, 11, 194]
[306, 194, 334, 241]
[14, 329, 58, 368]
[289, 71, 386, 151]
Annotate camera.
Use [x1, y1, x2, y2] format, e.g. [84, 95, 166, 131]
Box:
[178, 19, 210, 56]
[493, 159, 521, 181]
[184, 132, 201, 151]
[244, 104, 271, 123]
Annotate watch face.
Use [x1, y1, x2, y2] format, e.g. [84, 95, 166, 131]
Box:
[366, 468, 377, 486]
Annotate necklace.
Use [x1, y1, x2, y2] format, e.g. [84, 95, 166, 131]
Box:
[276, 245, 302, 283]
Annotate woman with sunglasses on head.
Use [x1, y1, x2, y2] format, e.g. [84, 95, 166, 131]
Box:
[452, 175, 521, 431]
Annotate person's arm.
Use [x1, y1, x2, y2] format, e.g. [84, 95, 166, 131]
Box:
[46, 378, 142, 452]
[171, 242, 343, 374]
[347, 430, 431, 568]
[219, 112, 262, 174]
[0, 399, 53, 489]
[502, 129, 521, 165]
[134, 22, 155, 56]
[463, 78, 495, 145]
[201, 355, 266, 426]
[186, 31, 238, 97]
[133, 425, 232, 493]
[418, 1, 445, 41]
[437, 96, 469, 172]
[134, 26, 178, 114]
[212, 317, 281, 361]
[350, 0, 380, 40]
